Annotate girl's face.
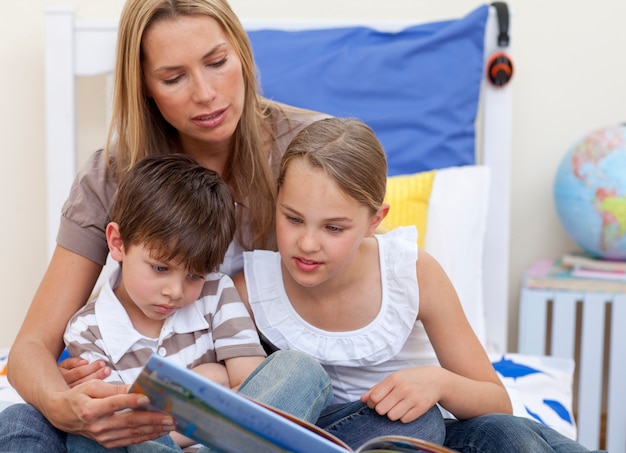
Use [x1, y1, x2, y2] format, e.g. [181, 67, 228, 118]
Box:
[276, 159, 380, 289]
[141, 15, 245, 156]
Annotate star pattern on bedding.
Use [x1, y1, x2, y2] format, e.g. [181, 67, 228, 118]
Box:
[491, 354, 576, 439]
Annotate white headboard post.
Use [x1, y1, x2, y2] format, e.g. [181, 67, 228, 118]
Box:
[44, 6, 118, 260]
[481, 6, 513, 354]
[45, 6, 78, 260]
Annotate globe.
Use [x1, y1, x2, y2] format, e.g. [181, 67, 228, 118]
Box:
[554, 124, 626, 260]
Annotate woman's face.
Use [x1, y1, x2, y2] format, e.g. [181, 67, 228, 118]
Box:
[141, 15, 245, 155]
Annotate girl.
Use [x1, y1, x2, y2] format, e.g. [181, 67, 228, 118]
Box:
[234, 118, 601, 453]
[233, 117, 510, 449]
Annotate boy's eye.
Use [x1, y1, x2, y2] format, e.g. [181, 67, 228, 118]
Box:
[188, 274, 205, 281]
[152, 265, 168, 273]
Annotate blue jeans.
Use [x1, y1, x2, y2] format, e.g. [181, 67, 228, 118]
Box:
[0, 350, 332, 453]
[0, 403, 66, 453]
[316, 401, 445, 450]
[444, 414, 607, 453]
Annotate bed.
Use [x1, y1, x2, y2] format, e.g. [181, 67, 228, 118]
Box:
[0, 1, 590, 448]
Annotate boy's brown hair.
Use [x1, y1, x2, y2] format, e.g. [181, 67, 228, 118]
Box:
[110, 153, 235, 274]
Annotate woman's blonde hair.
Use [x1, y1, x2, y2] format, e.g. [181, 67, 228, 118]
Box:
[107, 0, 275, 249]
[278, 118, 387, 215]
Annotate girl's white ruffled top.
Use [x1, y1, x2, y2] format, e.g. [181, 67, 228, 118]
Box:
[243, 226, 438, 404]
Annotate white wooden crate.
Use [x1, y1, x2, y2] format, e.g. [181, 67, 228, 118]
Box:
[519, 288, 626, 452]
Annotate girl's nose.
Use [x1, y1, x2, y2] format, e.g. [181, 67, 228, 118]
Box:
[298, 229, 321, 253]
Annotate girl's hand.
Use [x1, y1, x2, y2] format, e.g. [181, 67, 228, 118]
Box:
[59, 358, 111, 388]
[360, 367, 442, 423]
[49, 379, 175, 448]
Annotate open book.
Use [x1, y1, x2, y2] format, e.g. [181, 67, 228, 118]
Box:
[129, 354, 456, 453]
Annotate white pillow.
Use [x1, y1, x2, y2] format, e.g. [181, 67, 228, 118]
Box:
[425, 166, 490, 346]
[490, 352, 577, 441]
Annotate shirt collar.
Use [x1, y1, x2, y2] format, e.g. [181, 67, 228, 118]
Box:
[95, 269, 210, 364]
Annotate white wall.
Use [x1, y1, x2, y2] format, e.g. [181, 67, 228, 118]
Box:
[1, 0, 625, 349]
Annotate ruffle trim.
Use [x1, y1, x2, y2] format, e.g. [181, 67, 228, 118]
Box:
[244, 226, 419, 367]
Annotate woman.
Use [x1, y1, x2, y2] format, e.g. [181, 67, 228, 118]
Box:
[1, 0, 328, 450]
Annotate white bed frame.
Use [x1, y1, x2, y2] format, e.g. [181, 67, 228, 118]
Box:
[44, 5, 512, 354]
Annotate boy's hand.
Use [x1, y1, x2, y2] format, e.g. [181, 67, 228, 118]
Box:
[59, 358, 111, 388]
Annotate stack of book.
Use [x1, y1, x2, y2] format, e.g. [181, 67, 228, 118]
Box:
[524, 252, 626, 292]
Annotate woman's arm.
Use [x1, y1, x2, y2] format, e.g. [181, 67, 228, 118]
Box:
[7, 245, 175, 447]
[8, 246, 102, 398]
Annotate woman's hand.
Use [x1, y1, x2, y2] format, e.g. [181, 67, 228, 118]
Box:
[48, 379, 176, 448]
[360, 367, 442, 423]
[59, 358, 111, 388]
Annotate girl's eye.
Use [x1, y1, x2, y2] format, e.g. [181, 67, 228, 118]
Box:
[286, 215, 302, 224]
[326, 225, 343, 233]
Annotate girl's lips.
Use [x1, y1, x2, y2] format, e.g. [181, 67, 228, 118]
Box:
[295, 257, 321, 272]
[192, 108, 227, 128]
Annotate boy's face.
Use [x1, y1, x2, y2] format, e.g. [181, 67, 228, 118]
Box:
[112, 240, 207, 335]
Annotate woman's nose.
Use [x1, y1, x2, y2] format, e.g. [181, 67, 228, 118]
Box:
[192, 73, 217, 104]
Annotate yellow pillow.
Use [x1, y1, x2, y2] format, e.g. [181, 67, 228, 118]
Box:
[381, 170, 436, 249]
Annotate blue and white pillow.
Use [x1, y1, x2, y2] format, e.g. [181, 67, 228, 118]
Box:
[491, 353, 577, 440]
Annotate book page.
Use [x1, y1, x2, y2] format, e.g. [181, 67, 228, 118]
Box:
[357, 435, 456, 453]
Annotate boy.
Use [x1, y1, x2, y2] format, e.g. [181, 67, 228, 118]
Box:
[63, 154, 266, 449]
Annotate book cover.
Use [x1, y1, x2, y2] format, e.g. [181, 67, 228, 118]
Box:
[129, 354, 456, 453]
[524, 258, 626, 293]
[570, 267, 626, 281]
[561, 251, 626, 273]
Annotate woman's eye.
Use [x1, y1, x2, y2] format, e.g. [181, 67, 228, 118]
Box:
[208, 57, 227, 68]
[163, 76, 181, 85]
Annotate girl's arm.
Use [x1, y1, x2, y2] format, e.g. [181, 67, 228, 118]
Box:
[414, 249, 511, 419]
[7, 245, 175, 448]
[362, 249, 511, 422]
[231, 271, 253, 316]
